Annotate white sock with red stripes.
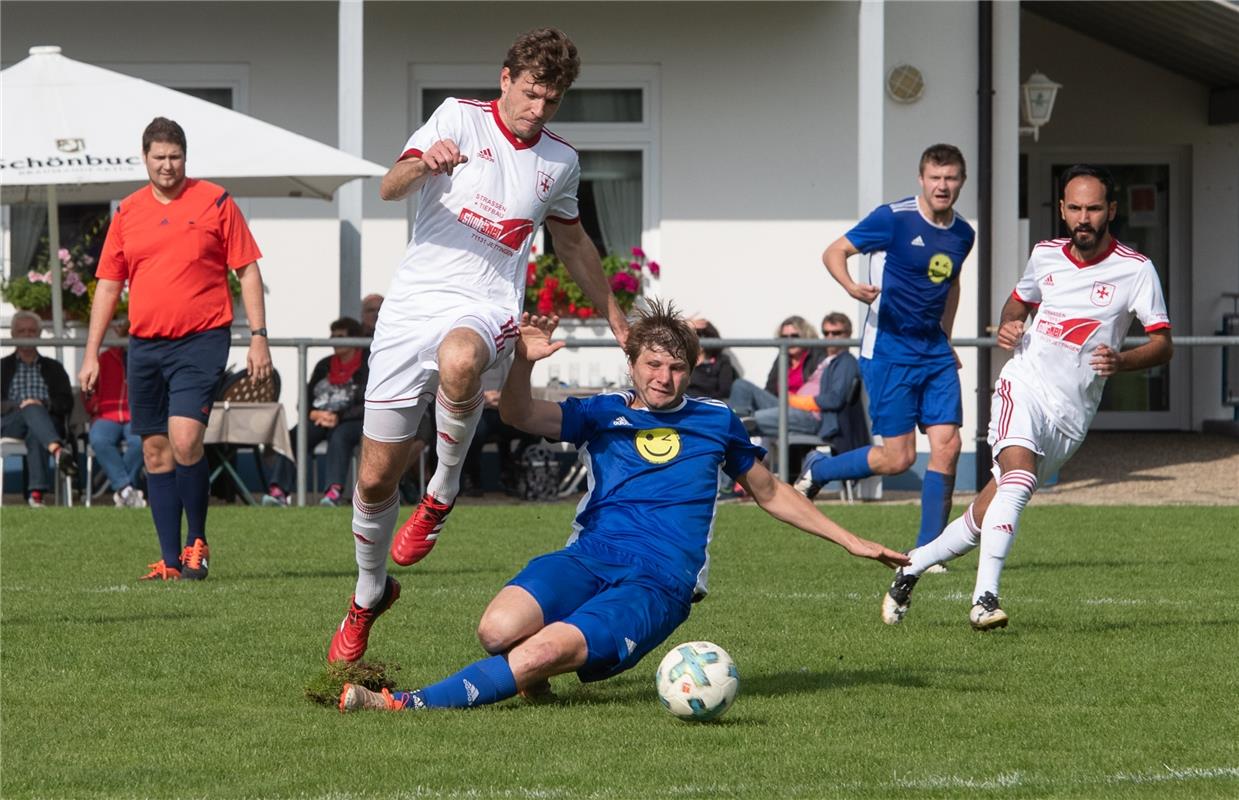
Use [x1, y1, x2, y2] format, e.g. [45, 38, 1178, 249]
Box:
[426, 388, 484, 505]
[352, 490, 400, 607]
[907, 503, 981, 575]
[973, 469, 1038, 603]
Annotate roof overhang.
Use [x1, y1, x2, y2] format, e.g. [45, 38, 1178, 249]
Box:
[1023, 0, 1239, 124]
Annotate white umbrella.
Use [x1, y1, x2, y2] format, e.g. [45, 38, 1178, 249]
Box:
[0, 46, 387, 333]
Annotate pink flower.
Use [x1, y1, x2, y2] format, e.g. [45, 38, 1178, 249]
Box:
[629, 261, 641, 272]
[631, 246, 646, 259]
[27, 271, 49, 284]
[647, 260, 661, 278]
[69, 282, 88, 297]
[58, 248, 71, 264]
[610, 273, 629, 292]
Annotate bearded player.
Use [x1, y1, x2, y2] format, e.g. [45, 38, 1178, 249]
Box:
[880, 164, 1173, 630]
[327, 27, 628, 663]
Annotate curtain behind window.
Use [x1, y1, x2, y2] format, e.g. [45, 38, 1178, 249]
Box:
[581, 151, 641, 256]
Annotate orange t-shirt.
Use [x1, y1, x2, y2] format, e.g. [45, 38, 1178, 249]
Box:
[96, 178, 262, 338]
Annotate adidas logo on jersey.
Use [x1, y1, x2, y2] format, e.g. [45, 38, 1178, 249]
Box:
[611, 416, 633, 427]
[910, 235, 925, 247]
[476, 148, 495, 162]
[1043, 274, 1055, 286]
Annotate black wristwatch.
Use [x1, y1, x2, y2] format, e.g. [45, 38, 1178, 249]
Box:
[250, 328, 268, 338]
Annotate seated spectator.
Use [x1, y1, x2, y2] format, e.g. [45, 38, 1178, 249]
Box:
[733, 313, 863, 445]
[82, 315, 146, 507]
[461, 362, 536, 497]
[360, 293, 383, 338]
[687, 319, 737, 401]
[727, 315, 823, 426]
[796, 312, 868, 445]
[2, 311, 78, 507]
[263, 317, 368, 507]
[791, 313, 870, 498]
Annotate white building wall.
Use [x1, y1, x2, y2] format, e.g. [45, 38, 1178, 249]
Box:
[5, 1, 1231, 445]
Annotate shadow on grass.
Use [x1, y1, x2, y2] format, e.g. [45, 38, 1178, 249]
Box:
[4, 609, 196, 626]
[540, 666, 931, 710]
[1004, 559, 1141, 572]
[246, 565, 501, 581]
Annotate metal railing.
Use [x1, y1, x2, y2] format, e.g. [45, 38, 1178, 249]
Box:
[5, 334, 1237, 502]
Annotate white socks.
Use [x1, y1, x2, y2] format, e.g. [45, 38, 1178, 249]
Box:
[426, 388, 483, 504]
[908, 503, 981, 575]
[973, 469, 1037, 603]
[351, 489, 400, 608]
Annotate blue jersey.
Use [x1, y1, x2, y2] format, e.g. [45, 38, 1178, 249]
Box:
[846, 197, 975, 364]
[558, 391, 765, 598]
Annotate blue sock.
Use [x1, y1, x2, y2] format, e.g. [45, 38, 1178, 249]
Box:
[176, 457, 210, 545]
[915, 470, 955, 548]
[146, 470, 184, 568]
[811, 445, 874, 483]
[392, 655, 518, 710]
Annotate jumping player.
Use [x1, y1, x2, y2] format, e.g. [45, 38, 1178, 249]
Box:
[81, 117, 270, 582]
[881, 164, 1172, 630]
[339, 303, 908, 712]
[327, 28, 627, 663]
[797, 144, 974, 553]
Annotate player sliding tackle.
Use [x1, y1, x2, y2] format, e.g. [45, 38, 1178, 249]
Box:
[880, 164, 1173, 630]
[340, 302, 908, 712]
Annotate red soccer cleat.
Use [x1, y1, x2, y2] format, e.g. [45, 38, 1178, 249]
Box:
[327, 576, 401, 663]
[390, 494, 453, 566]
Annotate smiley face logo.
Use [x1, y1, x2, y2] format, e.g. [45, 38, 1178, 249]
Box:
[928, 253, 954, 284]
[635, 428, 681, 464]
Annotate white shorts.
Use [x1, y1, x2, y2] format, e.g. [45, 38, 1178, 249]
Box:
[988, 376, 1084, 484]
[363, 302, 518, 441]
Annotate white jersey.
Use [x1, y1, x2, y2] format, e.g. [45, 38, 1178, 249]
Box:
[386, 98, 581, 316]
[1000, 237, 1170, 439]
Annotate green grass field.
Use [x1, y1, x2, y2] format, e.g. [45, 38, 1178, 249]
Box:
[2, 502, 1237, 799]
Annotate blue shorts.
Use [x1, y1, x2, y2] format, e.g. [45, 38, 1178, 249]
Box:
[128, 327, 230, 436]
[859, 357, 962, 438]
[508, 544, 692, 683]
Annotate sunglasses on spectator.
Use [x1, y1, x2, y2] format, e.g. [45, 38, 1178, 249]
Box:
[822, 329, 849, 337]
[779, 332, 800, 339]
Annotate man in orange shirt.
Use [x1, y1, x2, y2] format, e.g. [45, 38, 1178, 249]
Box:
[80, 117, 272, 581]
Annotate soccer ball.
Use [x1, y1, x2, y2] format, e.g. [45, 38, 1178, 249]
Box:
[654, 641, 739, 722]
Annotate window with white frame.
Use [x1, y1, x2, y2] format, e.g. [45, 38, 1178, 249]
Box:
[411, 64, 659, 260]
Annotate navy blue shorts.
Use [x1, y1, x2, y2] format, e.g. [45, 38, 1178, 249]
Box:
[128, 327, 230, 435]
[859, 357, 962, 438]
[508, 545, 692, 683]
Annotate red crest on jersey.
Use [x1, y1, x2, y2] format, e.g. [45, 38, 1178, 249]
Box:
[1091, 281, 1116, 307]
[535, 171, 554, 202]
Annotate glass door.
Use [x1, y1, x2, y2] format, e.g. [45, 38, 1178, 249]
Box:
[1027, 149, 1190, 429]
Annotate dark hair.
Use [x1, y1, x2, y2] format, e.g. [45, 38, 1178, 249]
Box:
[624, 299, 700, 368]
[330, 316, 363, 338]
[503, 27, 581, 94]
[142, 117, 187, 154]
[821, 312, 852, 336]
[919, 143, 966, 178]
[1059, 164, 1116, 203]
[694, 320, 722, 358]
